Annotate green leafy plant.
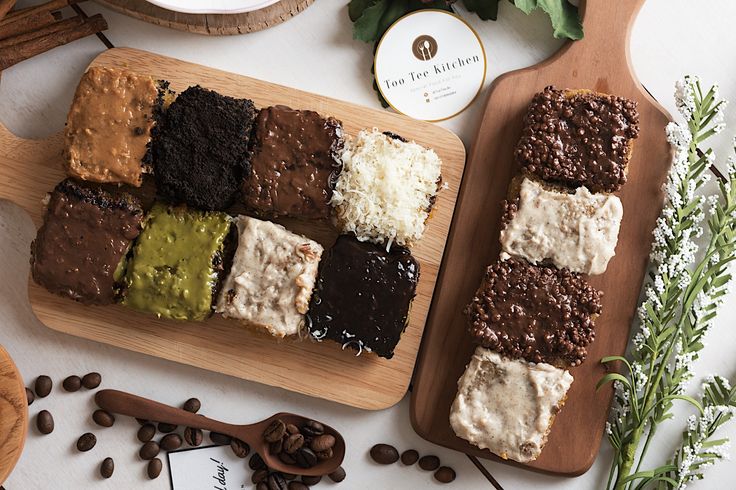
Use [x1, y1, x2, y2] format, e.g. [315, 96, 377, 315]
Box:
[599, 76, 736, 490]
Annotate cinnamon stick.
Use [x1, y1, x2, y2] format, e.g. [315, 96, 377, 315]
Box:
[0, 13, 106, 71]
[0, 9, 58, 41]
[0, 0, 79, 26]
[0, 0, 16, 22]
[0, 14, 85, 48]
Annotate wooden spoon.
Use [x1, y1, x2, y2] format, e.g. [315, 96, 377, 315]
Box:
[95, 389, 345, 477]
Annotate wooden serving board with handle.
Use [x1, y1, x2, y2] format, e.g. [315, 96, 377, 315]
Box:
[0, 48, 465, 411]
[0, 344, 27, 485]
[410, 0, 672, 476]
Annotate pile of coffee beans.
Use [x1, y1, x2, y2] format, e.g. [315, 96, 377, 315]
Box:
[369, 443, 456, 484]
[248, 451, 346, 489]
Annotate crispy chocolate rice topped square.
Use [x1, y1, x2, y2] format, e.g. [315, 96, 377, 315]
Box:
[465, 257, 602, 367]
[307, 235, 419, 359]
[152, 85, 256, 211]
[514, 86, 640, 193]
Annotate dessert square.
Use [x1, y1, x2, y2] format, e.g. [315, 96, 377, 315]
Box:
[307, 235, 419, 359]
[500, 177, 623, 275]
[449, 346, 573, 463]
[242, 105, 344, 219]
[465, 257, 601, 366]
[332, 129, 442, 247]
[216, 216, 323, 338]
[64, 66, 171, 187]
[123, 203, 233, 321]
[514, 86, 640, 193]
[30, 179, 143, 305]
[153, 85, 256, 211]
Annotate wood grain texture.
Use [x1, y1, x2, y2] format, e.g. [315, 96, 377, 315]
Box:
[0, 344, 26, 484]
[0, 47, 465, 410]
[93, 0, 315, 35]
[410, 0, 672, 476]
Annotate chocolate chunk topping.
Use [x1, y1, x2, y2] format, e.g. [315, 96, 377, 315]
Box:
[30, 179, 143, 305]
[308, 235, 419, 359]
[465, 257, 601, 366]
[514, 86, 640, 193]
[153, 85, 255, 211]
[243, 105, 343, 219]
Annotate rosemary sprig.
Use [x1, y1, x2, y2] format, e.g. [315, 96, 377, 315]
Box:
[599, 77, 736, 490]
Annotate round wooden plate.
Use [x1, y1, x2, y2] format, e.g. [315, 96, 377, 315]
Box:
[0, 344, 26, 484]
[94, 0, 315, 35]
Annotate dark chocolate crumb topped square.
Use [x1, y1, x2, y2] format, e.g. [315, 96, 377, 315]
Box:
[30, 179, 144, 305]
[307, 235, 419, 359]
[465, 257, 602, 367]
[152, 85, 256, 211]
[514, 86, 640, 193]
[243, 105, 343, 219]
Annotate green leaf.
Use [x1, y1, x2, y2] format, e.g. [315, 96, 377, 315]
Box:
[348, 0, 378, 22]
[537, 0, 583, 40]
[597, 373, 631, 391]
[352, 0, 390, 42]
[514, 0, 537, 14]
[464, 0, 501, 21]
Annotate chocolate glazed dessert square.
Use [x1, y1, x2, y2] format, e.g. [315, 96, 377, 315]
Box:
[242, 105, 343, 219]
[514, 86, 640, 193]
[307, 235, 419, 359]
[30, 179, 144, 305]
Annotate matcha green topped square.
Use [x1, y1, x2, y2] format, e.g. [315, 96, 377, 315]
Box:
[124, 203, 232, 321]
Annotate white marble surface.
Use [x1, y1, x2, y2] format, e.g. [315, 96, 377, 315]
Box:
[1, 1, 736, 488]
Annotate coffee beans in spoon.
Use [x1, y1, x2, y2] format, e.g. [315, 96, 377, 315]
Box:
[262, 419, 337, 471]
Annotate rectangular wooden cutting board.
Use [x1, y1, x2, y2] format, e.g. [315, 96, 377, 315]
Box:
[0, 47, 465, 410]
[410, 0, 673, 476]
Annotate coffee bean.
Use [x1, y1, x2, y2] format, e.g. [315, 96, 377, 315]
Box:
[100, 457, 114, 479]
[263, 419, 286, 442]
[249, 452, 266, 470]
[136, 418, 149, 425]
[301, 420, 324, 437]
[81, 372, 102, 390]
[267, 472, 288, 490]
[26, 388, 34, 406]
[295, 448, 317, 469]
[139, 441, 160, 460]
[269, 438, 283, 455]
[137, 424, 156, 443]
[282, 473, 296, 481]
[284, 433, 304, 454]
[285, 423, 300, 435]
[230, 438, 249, 458]
[418, 455, 440, 471]
[35, 375, 52, 398]
[309, 434, 335, 452]
[160, 433, 183, 451]
[370, 443, 399, 464]
[279, 452, 296, 465]
[36, 410, 54, 434]
[301, 475, 321, 485]
[257, 483, 269, 490]
[434, 466, 456, 483]
[252, 469, 269, 484]
[316, 447, 333, 460]
[182, 398, 201, 413]
[184, 427, 203, 446]
[401, 449, 419, 465]
[62, 375, 82, 392]
[328, 465, 346, 482]
[92, 409, 115, 428]
[147, 458, 162, 479]
[77, 433, 97, 452]
[210, 431, 231, 445]
[157, 422, 177, 433]
[288, 483, 308, 490]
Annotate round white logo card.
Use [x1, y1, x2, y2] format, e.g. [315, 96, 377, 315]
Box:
[374, 10, 486, 121]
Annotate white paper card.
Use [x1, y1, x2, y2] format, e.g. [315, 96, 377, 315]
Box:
[374, 10, 486, 121]
[168, 445, 250, 490]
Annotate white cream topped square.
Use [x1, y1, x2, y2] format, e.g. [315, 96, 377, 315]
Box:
[449, 347, 573, 463]
[216, 216, 323, 338]
[500, 177, 623, 275]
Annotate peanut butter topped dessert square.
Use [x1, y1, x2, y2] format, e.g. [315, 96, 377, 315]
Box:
[64, 66, 170, 187]
[216, 216, 323, 338]
[449, 347, 573, 463]
[514, 86, 640, 193]
[30, 179, 143, 305]
[500, 177, 623, 275]
[243, 105, 344, 219]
